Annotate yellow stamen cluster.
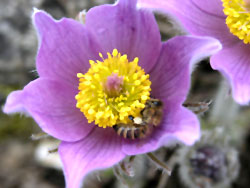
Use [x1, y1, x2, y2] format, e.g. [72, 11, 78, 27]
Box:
[75, 49, 151, 128]
[222, 0, 250, 43]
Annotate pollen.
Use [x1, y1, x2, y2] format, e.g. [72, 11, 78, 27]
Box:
[75, 49, 151, 128]
[222, 0, 250, 44]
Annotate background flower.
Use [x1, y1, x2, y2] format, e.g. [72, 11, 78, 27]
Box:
[3, 0, 221, 187]
[177, 128, 239, 188]
[138, 0, 250, 105]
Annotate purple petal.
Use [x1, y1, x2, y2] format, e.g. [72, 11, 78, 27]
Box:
[33, 10, 101, 85]
[167, 108, 200, 145]
[211, 43, 250, 105]
[85, 0, 161, 72]
[59, 127, 125, 188]
[150, 35, 222, 106]
[138, 0, 239, 47]
[122, 106, 200, 155]
[122, 36, 221, 155]
[3, 90, 27, 114]
[4, 78, 93, 142]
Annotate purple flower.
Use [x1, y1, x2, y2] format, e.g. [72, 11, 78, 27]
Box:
[138, 0, 250, 105]
[3, 0, 221, 187]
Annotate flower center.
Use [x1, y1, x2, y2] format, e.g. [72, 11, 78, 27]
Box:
[222, 0, 250, 44]
[75, 49, 151, 128]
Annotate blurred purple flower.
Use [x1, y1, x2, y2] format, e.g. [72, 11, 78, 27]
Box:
[138, 0, 250, 105]
[3, 0, 221, 187]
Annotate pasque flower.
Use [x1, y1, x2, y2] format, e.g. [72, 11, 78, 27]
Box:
[178, 128, 239, 188]
[3, 0, 221, 187]
[138, 0, 250, 105]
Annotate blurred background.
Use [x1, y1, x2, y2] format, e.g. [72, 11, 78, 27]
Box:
[1, 0, 250, 188]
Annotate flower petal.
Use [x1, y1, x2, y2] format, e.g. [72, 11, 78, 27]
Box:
[211, 42, 250, 105]
[3, 78, 93, 142]
[85, 0, 161, 72]
[138, 0, 239, 47]
[33, 10, 101, 85]
[122, 35, 222, 155]
[3, 90, 28, 114]
[122, 106, 200, 155]
[165, 107, 200, 145]
[59, 127, 125, 188]
[150, 35, 222, 106]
